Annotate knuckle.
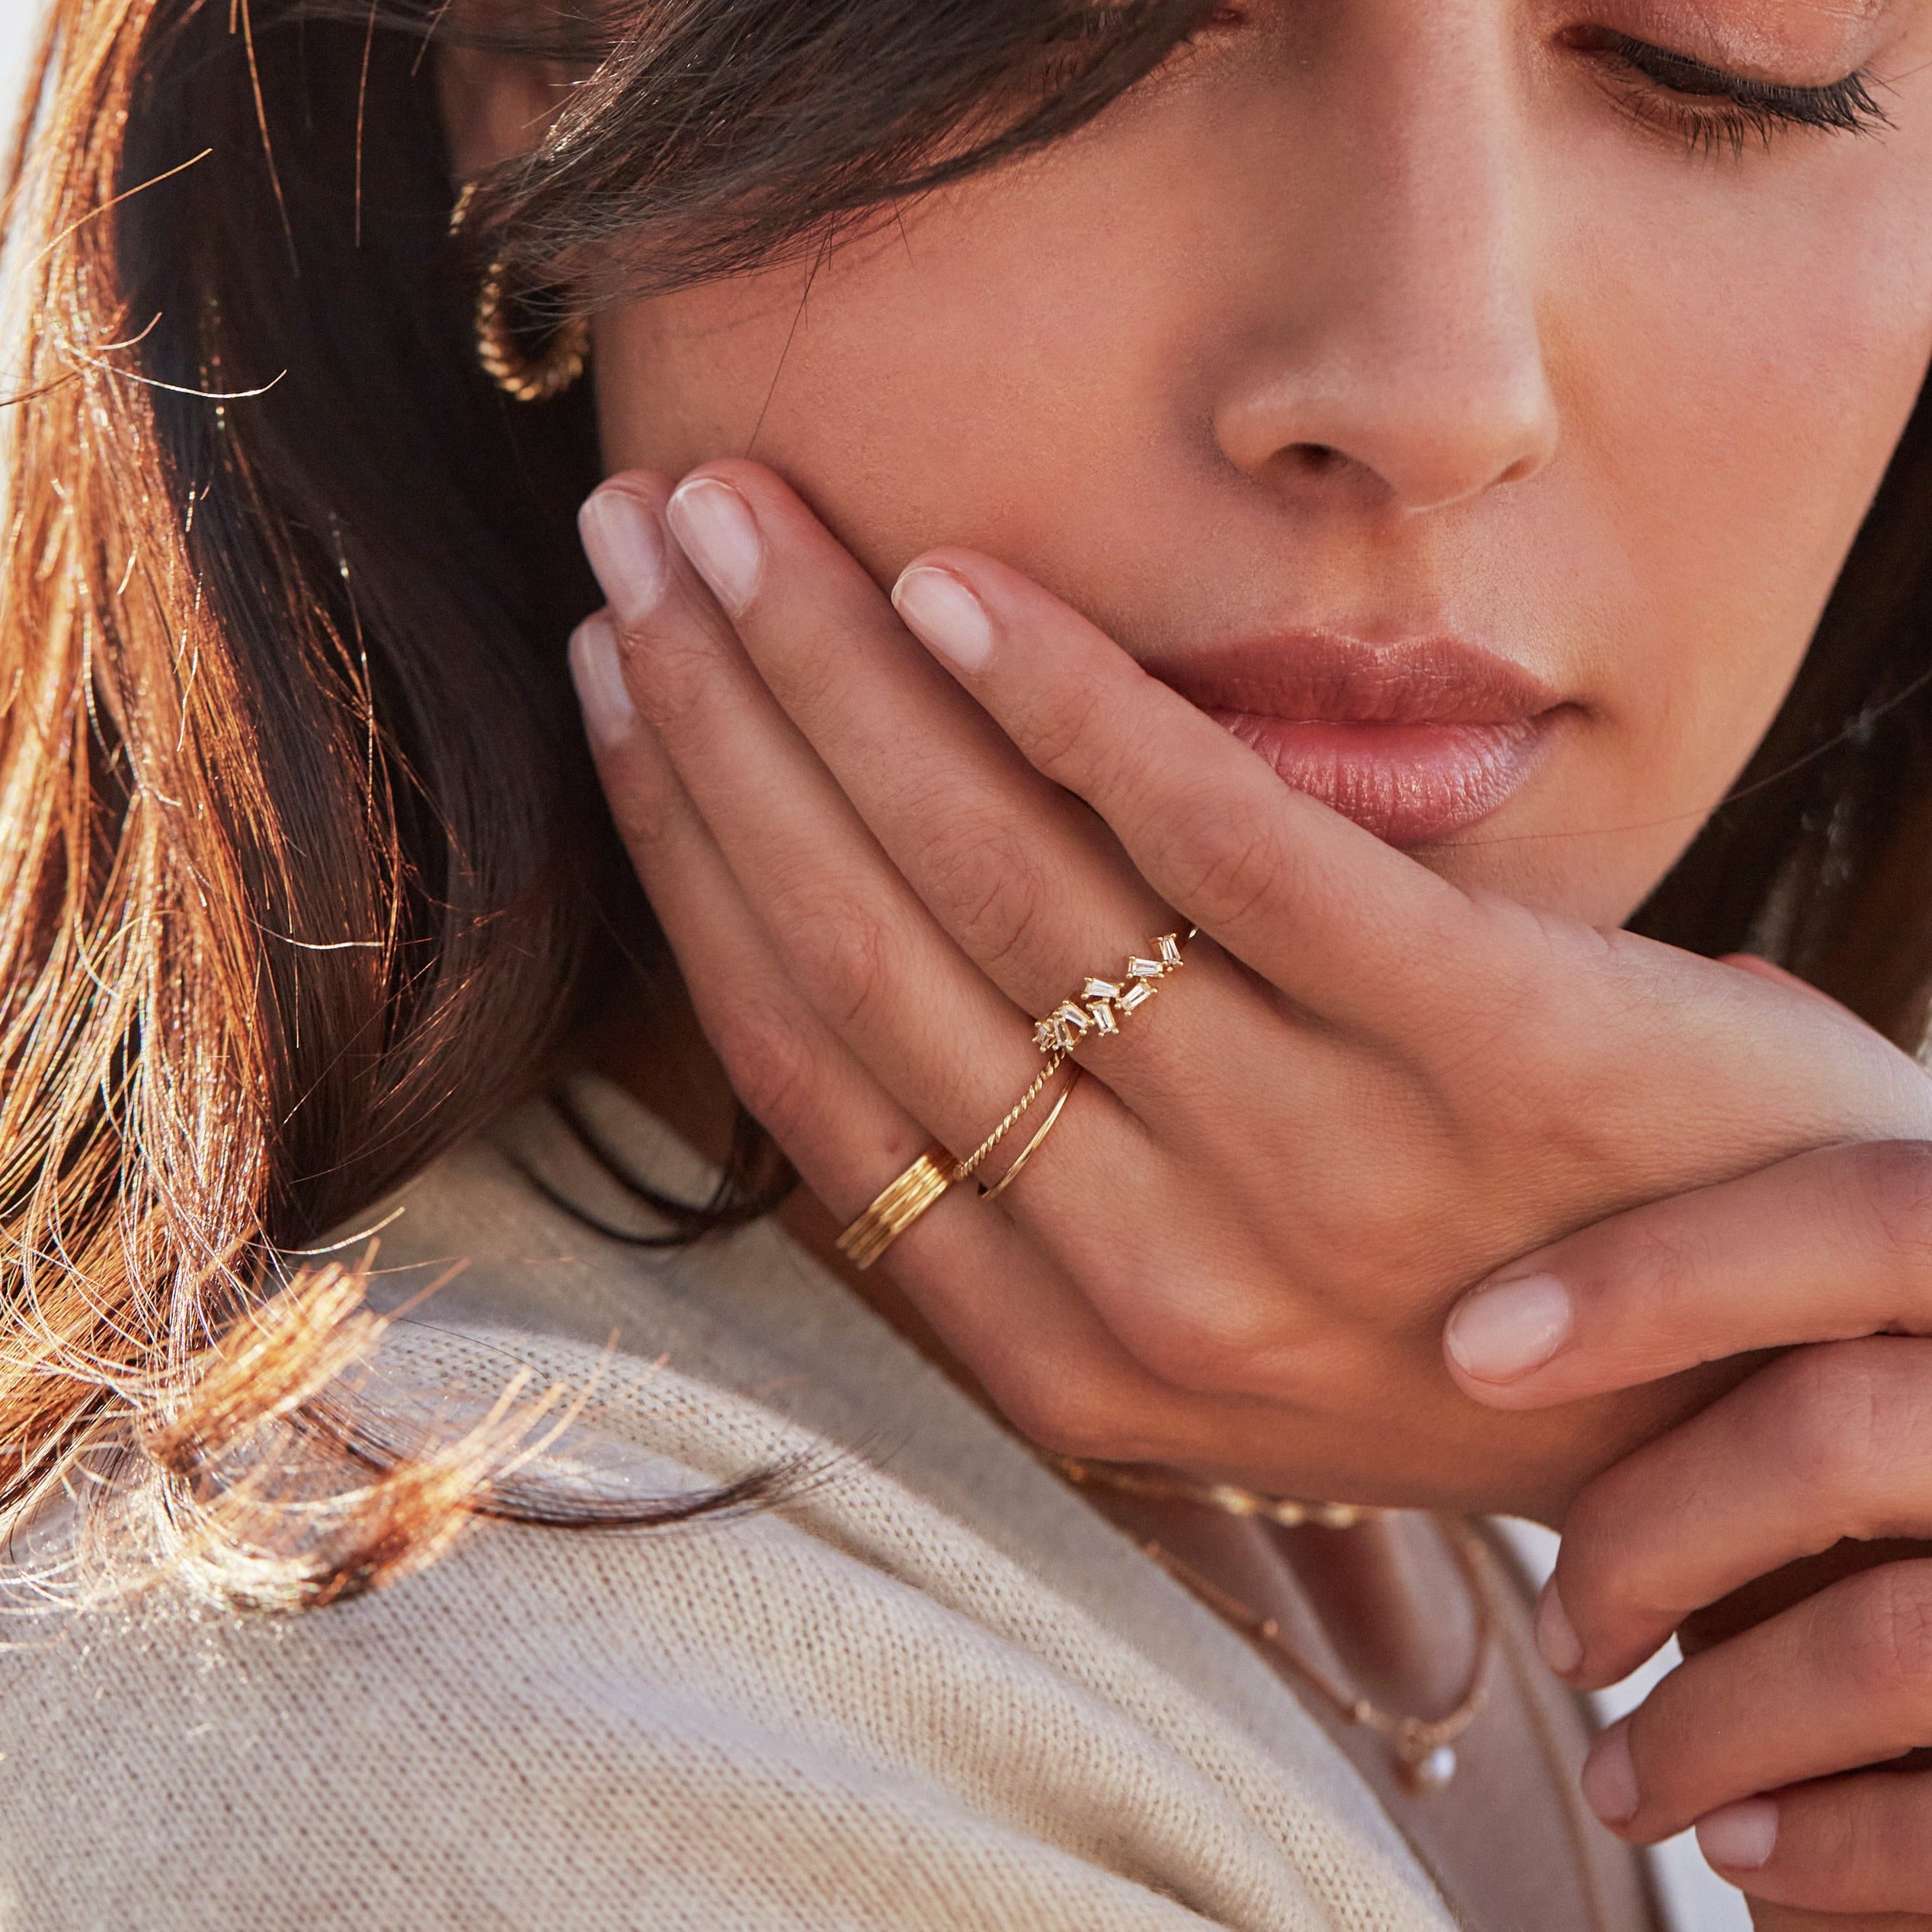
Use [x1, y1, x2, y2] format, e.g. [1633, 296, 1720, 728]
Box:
[619, 619, 731, 738]
[1124, 1289, 1294, 1399]
[1019, 679, 1118, 785]
[766, 875, 896, 1035]
[912, 813, 1058, 976]
[1770, 1341, 1912, 1514]
[998, 1366, 1142, 1463]
[1846, 1139, 1932, 1270]
[1606, 1218, 1706, 1325]
[702, 980, 822, 1143]
[1550, 1489, 1637, 1612]
[1843, 1563, 1932, 1706]
[1161, 798, 1291, 930]
[604, 785, 680, 868]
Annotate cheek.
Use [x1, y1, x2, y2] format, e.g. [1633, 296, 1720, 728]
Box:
[590, 174, 1188, 581]
[1466, 139, 1932, 921]
[1568, 149, 1932, 778]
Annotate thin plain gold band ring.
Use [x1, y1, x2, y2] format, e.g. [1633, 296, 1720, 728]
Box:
[981, 1072, 1080, 1203]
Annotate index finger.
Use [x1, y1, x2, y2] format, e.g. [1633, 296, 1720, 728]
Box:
[891, 543, 1495, 1022]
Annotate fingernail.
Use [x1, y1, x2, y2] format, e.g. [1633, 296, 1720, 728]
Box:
[667, 477, 763, 613]
[568, 614, 633, 748]
[1445, 1273, 1572, 1383]
[578, 488, 667, 626]
[1581, 1724, 1639, 1826]
[1696, 1798, 1777, 1871]
[892, 565, 993, 671]
[1535, 1579, 1583, 1676]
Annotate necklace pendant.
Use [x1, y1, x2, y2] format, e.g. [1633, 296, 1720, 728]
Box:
[1397, 1742, 1458, 1792]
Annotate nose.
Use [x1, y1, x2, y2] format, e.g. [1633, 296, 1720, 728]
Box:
[1212, 13, 1559, 514]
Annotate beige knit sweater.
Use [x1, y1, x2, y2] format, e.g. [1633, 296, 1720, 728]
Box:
[0, 1082, 1455, 1931]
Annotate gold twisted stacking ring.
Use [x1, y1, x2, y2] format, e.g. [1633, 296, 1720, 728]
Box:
[836, 1145, 955, 1270]
[981, 1070, 1080, 1202]
[954, 1052, 1067, 1182]
[1032, 928, 1193, 1056]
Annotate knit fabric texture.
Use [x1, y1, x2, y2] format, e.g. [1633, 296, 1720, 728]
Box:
[0, 1081, 1454, 1930]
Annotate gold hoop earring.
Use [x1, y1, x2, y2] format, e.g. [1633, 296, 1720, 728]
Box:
[473, 264, 589, 403]
[451, 183, 589, 405]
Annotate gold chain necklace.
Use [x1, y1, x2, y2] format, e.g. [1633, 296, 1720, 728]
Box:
[1045, 1455, 1615, 1928]
[1041, 1454, 1492, 1791]
[1042, 1452, 1387, 1530]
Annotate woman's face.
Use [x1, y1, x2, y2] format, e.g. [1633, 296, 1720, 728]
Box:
[591, 0, 1932, 926]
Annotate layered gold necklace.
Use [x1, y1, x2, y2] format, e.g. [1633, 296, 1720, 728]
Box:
[1040, 1452, 1492, 1791]
[1041, 1453, 1618, 1932]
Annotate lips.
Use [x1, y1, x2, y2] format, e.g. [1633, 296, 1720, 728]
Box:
[1144, 634, 1563, 845]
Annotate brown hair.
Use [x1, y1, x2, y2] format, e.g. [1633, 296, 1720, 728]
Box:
[0, 0, 1927, 1604]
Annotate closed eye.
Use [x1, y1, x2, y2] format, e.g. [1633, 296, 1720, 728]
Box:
[1563, 24, 1892, 156]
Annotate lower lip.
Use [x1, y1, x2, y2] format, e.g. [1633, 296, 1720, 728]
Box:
[1204, 710, 1553, 845]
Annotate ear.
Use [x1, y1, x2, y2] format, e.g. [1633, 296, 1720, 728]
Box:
[436, 24, 569, 184]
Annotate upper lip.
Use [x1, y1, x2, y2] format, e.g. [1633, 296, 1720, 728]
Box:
[1142, 632, 1562, 726]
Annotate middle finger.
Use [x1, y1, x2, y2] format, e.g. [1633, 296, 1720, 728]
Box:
[1582, 1556, 1932, 1844]
[1550, 1337, 1932, 1687]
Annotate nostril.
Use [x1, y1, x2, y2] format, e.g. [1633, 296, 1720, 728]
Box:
[1288, 442, 1345, 476]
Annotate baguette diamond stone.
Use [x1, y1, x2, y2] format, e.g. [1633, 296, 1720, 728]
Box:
[1031, 929, 1192, 1058]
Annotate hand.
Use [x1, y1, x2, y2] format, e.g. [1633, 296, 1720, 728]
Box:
[571, 456, 1932, 1519]
[1444, 1133, 1932, 1920]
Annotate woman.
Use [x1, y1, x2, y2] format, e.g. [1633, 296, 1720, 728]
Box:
[5, 0, 1932, 1924]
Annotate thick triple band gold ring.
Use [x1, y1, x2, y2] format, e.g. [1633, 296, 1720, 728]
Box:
[836, 1144, 955, 1269]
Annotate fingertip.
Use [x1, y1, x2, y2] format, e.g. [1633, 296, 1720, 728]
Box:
[892, 563, 993, 673]
[568, 611, 635, 749]
[579, 482, 670, 626]
[1581, 1721, 1640, 1828]
[1444, 1273, 1573, 1391]
[1696, 1797, 1778, 1873]
[1534, 1577, 1584, 1677]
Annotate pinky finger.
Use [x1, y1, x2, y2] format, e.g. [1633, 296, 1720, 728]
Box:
[571, 613, 958, 1230]
[1698, 1772, 1932, 1916]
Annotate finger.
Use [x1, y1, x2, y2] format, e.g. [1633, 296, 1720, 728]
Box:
[1719, 951, 1857, 1016]
[1579, 1557, 1932, 1844]
[1548, 1338, 1932, 1687]
[657, 461, 1179, 1027]
[568, 613, 1204, 1446]
[1443, 1139, 1932, 1408]
[1696, 1769, 1932, 1917]
[885, 540, 1492, 1024]
[577, 475, 1147, 1185]
[571, 534, 1327, 1401]
[645, 463, 1288, 1132]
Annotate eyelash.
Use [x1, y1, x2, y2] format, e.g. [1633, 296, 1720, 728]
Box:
[1563, 26, 1892, 158]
